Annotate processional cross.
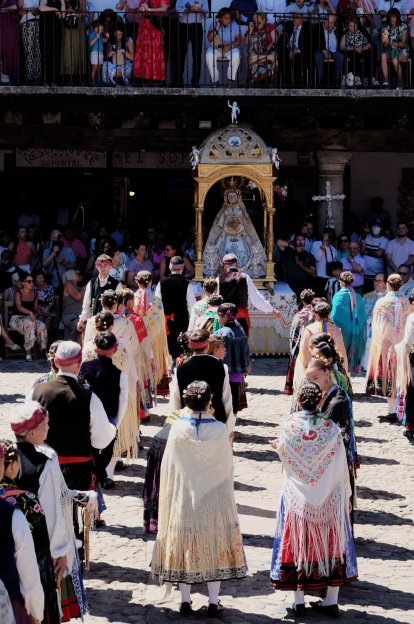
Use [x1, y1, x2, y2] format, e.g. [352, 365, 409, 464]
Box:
[311, 180, 345, 229]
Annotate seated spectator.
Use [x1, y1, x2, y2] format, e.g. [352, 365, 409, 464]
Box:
[33, 270, 56, 329]
[42, 229, 76, 292]
[12, 227, 37, 273]
[381, 8, 409, 88]
[278, 12, 312, 86]
[8, 273, 48, 361]
[245, 12, 277, 82]
[109, 247, 129, 283]
[206, 7, 242, 86]
[340, 15, 377, 86]
[62, 269, 85, 342]
[0, 313, 21, 357]
[313, 14, 344, 85]
[126, 243, 154, 290]
[102, 26, 134, 85]
[341, 241, 365, 295]
[325, 260, 343, 303]
[0, 251, 25, 294]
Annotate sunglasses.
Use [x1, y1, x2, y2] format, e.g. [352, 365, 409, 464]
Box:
[24, 279, 34, 283]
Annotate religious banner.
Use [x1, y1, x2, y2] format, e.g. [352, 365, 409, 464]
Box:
[16, 149, 106, 168]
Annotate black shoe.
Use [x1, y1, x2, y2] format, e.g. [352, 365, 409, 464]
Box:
[403, 429, 414, 439]
[114, 460, 126, 472]
[179, 602, 193, 616]
[293, 603, 307, 616]
[104, 478, 115, 489]
[207, 601, 223, 617]
[310, 601, 340, 618]
[385, 412, 397, 422]
[140, 414, 150, 423]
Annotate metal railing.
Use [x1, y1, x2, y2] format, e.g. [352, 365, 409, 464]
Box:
[0, 7, 412, 89]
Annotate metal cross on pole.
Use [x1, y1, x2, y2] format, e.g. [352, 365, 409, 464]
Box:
[312, 180, 345, 229]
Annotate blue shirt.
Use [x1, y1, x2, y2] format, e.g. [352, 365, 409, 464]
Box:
[89, 30, 104, 54]
[176, 0, 209, 24]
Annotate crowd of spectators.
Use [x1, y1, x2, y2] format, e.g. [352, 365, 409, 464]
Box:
[0, 0, 412, 87]
[277, 197, 414, 300]
[0, 209, 197, 358]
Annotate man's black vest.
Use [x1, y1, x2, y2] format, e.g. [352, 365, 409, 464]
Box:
[79, 357, 121, 421]
[90, 275, 119, 315]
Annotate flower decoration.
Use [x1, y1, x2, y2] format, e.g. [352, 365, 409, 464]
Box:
[274, 184, 288, 200]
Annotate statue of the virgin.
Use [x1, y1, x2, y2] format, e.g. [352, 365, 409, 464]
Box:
[203, 178, 267, 278]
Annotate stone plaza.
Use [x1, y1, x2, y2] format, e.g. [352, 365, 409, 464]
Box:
[0, 357, 413, 623]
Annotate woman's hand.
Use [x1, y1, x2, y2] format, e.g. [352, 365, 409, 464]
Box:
[270, 438, 278, 449]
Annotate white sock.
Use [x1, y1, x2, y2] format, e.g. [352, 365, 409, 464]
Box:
[387, 398, 397, 414]
[106, 458, 117, 480]
[294, 589, 304, 605]
[207, 581, 221, 605]
[179, 583, 191, 603]
[322, 586, 339, 606]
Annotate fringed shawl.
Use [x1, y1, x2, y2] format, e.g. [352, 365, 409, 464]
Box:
[396, 311, 414, 395]
[331, 287, 367, 372]
[289, 304, 314, 358]
[136, 292, 172, 386]
[151, 412, 246, 584]
[367, 292, 411, 397]
[276, 411, 351, 577]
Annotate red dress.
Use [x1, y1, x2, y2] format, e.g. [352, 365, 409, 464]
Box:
[134, 0, 169, 81]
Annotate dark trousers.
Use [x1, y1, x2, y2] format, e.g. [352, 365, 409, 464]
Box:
[346, 49, 376, 79]
[230, 381, 241, 415]
[164, 17, 180, 85]
[178, 22, 203, 85]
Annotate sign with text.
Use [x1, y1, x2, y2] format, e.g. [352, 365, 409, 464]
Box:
[112, 151, 190, 169]
[16, 149, 106, 168]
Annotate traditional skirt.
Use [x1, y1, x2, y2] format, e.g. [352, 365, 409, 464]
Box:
[39, 549, 61, 624]
[284, 355, 296, 395]
[143, 424, 171, 533]
[270, 497, 358, 591]
[156, 373, 170, 397]
[397, 352, 414, 431]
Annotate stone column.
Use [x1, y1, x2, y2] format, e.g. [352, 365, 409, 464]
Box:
[315, 146, 352, 235]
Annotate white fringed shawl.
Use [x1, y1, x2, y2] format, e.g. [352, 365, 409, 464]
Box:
[276, 411, 352, 577]
[396, 312, 414, 395]
[151, 412, 246, 584]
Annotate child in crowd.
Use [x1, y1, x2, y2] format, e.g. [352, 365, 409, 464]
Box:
[325, 261, 343, 304]
[89, 21, 107, 85]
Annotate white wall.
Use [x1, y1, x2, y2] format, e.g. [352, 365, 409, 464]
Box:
[350, 152, 414, 226]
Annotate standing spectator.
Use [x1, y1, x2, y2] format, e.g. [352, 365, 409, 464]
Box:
[62, 225, 87, 266]
[17, 207, 41, 228]
[206, 7, 242, 86]
[284, 234, 316, 302]
[385, 221, 414, 275]
[341, 241, 365, 295]
[398, 263, 414, 297]
[39, 0, 65, 84]
[12, 227, 37, 272]
[42, 229, 76, 292]
[61, 269, 84, 341]
[61, 0, 87, 82]
[366, 273, 411, 418]
[0, 250, 24, 293]
[89, 20, 107, 84]
[116, 0, 140, 39]
[133, 0, 170, 85]
[175, 0, 208, 86]
[331, 271, 367, 373]
[216, 302, 250, 416]
[380, 8, 409, 88]
[0, 0, 20, 85]
[126, 242, 153, 289]
[9, 272, 48, 361]
[336, 233, 349, 259]
[20, 0, 42, 84]
[361, 221, 388, 292]
[311, 227, 337, 295]
[325, 260, 343, 303]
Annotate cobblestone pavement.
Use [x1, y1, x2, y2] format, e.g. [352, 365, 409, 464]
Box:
[1, 357, 414, 623]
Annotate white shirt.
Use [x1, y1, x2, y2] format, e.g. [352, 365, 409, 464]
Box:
[80, 275, 123, 321]
[169, 356, 235, 432]
[257, 0, 287, 23]
[324, 27, 337, 53]
[216, 273, 275, 314]
[290, 23, 302, 51]
[311, 241, 337, 278]
[57, 372, 117, 449]
[400, 279, 414, 297]
[12, 509, 45, 621]
[154, 277, 196, 314]
[176, 0, 208, 24]
[284, 2, 310, 17]
[385, 238, 414, 275]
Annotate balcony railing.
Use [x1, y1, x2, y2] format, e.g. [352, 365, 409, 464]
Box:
[0, 7, 412, 89]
